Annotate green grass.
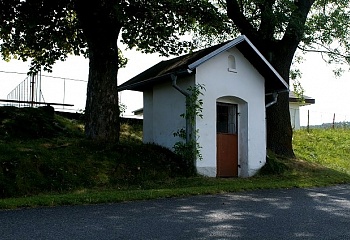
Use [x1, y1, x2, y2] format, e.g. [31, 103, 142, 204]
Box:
[2, 169, 349, 209]
[1, 106, 350, 209]
[293, 128, 350, 174]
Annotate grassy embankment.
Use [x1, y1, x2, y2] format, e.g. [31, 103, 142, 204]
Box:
[1, 106, 350, 209]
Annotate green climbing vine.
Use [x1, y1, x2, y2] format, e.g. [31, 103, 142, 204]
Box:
[173, 84, 205, 169]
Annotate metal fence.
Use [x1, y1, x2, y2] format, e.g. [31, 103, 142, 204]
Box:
[300, 109, 350, 129]
[6, 71, 43, 107]
[1, 70, 87, 112]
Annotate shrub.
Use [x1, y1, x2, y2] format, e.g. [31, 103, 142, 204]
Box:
[0, 106, 83, 140]
[259, 152, 289, 175]
[0, 107, 195, 198]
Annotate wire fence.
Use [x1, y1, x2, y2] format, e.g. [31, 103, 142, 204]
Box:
[2, 70, 350, 125]
[300, 109, 350, 130]
[6, 71, 43, 108]
[0, 70, 87, 112]
[39, 74, 88, 112]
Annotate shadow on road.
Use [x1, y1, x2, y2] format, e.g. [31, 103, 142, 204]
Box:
[1, 185, 350, 239]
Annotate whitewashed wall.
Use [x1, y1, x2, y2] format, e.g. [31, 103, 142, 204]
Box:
[195, 47, 266, 177]
[143, 76, 194, 150]
[289, 103, 300, 130]
[142, 47, 267, 178]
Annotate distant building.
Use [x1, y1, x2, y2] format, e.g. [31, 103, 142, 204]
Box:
[289, 91, 315, 130]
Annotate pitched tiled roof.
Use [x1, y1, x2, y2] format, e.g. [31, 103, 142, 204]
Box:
[118, 35, 288, 93]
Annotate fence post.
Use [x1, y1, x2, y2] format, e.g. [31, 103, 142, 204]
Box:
[332, 113, 336, 129]
[30, 74, 35, 107]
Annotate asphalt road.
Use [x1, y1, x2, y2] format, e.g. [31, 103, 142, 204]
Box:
[1, 185, 350, 240]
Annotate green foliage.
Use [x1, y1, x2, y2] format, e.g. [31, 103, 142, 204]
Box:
[185, 84, 206, 122]
[0, 140, 192, 198]
[209, 0, 350, 71]
[3, 125, 350, 207]
[118, 49, 128, 69]
[293, 128, 350, 174]
[301, 1, 350, 70]
[0, 0, 227, 143]
[173, 84, 205, 164]
[0, 0, 226, 72]
[0, 107, 194, 198]
[119, 102, 127, 116]
[259, 151, 289, 175]
[173, 138, 200, 175]
[0, 0, 86, 73]
[0, 106, 83, 140]
[120, 121, 143, 142]
[292, 79, 305, 103]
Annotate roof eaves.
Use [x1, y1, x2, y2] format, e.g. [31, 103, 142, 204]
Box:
[188, 35, 246, 70]
[288, 92, 315, 104]
[119, 35, 289, 92]
[187, 35, 288, 91]
[289, 98, 315, 104]
[118, 73, 173, 92]
[118, 69, 193, 92]
[241, 37, 289, 90]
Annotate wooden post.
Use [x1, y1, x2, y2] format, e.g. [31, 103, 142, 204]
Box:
[332, 113, 336, 129]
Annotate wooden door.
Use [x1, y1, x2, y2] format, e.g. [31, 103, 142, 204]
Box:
[217, 103, 238, 177]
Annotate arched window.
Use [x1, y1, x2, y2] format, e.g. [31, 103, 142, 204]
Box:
[228, 55, 237, 73]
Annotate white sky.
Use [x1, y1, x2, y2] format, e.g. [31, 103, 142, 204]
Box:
[0, 46, 349, 126]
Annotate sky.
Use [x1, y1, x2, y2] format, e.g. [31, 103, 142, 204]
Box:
[0, 46, 350, 126]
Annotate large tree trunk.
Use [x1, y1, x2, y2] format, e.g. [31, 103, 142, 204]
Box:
[226, 0, 313, 157]
[239, 35, 297, 157]
[74, 1, 122, 143]
[254, 39, 296, 157]
[84, 43, 121, 142]
[266, 44, 295, 157]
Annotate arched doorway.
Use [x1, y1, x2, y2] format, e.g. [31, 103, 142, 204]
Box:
[216, 96, 248, 177]
[216, 102, 238, 177]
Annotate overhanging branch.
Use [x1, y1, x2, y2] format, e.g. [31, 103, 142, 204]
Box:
[226, 0, 258, 38]
[282, 0, 314, 44]
[298, 46, 350, 64]
[298, 46, 350, 59]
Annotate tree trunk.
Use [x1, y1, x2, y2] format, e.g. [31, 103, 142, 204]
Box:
[74, 1, 122, 143]
[250, 38, 296, 157]
[264, 41, 296, 157]
[266, 89, 294, 157]
[84, 44, 121, 143]
[226, 0, 314, 157]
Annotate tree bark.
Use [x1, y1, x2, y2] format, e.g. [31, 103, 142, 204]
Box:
[84, 43, 121, 143]
[251, 38, 296, 157]
[74, 1, 122, 143]
[226, 0, 314, 157]
[266, 41, 297, 157]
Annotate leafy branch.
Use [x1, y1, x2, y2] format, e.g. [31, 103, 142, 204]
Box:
[173, 84, 205, 164]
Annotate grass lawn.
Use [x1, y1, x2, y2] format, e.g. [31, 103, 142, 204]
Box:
[1, 107, 350, 209]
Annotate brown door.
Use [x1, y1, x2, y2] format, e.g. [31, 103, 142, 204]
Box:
[217, 103, 238, 177]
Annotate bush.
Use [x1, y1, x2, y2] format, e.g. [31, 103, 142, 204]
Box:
[0, 142, 195, 198]
[0, 107, 195, 198]
[259, 152, 289, 175]
[0, 106, 83, 139]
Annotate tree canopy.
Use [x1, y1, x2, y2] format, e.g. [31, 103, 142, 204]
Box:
[1, 0, 349, 154]
[0, 0, 226, 72]
[0, 0, 226, 142]
[204, 0, 350, 156]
